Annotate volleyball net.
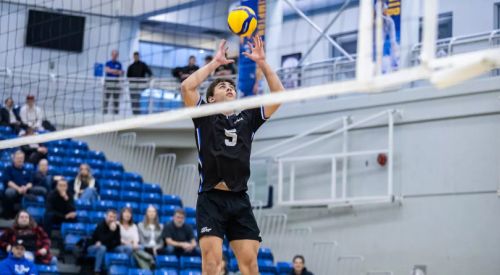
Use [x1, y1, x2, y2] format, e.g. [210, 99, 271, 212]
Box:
[1, 0, 500, 149]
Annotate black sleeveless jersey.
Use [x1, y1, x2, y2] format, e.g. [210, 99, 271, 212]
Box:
[192, 96, 268, 193]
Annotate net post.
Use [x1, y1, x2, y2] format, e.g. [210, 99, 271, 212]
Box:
[356, 0, 375, 84]
[420, 0, 438, 67]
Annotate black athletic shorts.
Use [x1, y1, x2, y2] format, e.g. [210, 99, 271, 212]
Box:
[196, 189, 261, 243]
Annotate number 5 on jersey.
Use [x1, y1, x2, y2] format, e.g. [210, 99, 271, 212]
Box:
[225, 129, 237, 146]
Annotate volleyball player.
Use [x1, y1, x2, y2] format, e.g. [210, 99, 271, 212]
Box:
[181, 36, 283, 275]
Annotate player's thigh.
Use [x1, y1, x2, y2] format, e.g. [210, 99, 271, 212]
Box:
[229, 239, 259, 266]
[199, 235, 223, 266]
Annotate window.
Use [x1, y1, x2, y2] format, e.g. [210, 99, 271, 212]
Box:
[418, 12, 453, 42]
[330, 31, 358, 58]
[495, 3, 500, 29]
[138, 42, 214, 69]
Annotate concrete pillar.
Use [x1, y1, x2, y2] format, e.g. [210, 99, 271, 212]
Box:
[265, 0, 283, 71]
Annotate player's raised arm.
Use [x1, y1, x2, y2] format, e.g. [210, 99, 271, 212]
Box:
[181, 40, 235, 107]
[243, 35, 284, 117]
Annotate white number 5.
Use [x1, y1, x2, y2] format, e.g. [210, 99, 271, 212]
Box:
[225, 129, 237, 146]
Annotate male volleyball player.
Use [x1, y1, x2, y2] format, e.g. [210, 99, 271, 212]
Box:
[181, 36, 283, 275]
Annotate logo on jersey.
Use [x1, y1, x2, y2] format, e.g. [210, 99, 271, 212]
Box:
[201, 227, 212, 233]
[15, 265, 30, 274]
[235, 118, 244, 124]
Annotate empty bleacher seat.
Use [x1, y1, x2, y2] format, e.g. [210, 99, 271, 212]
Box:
[47, 156, 64, 166]
[142, 183, 162, 194]
[64, 234, 82, 252]
[161, 205, 181, 216]
[228, 247, 235, 259]
[123, 172, 143, 183]
[61, 223, 87, 237]
[156, 256, 179, 269]
[87, 159, 105, 170]
[87, 151, 106, 161]
[66, 149, 87, 158]
[121, 191, 141, 202]
[258, 248, 273, 261]
[135, 214, 145, 222]
[0, 161, 10, 172]
[36, 265, 59, 275]
[184, 207, 196, 218]
[122, 181, 142, 192]
[1, 151, 12, 161]
[23, 163, 34, 172]
[47, 165, 61, 175]
[45, 140, 69, 148]
[140, 203, 160, 213]
[185, 218, 196, 228]
[276, 262, 293, 274]
[155, 269, 178, 275]
[92, 169, 102, 180]
[87, 223, 98, 236]
[109, 265, 129, 275]
[47, 147, 66, 157]
[90, 211, 107, 223]
[23, 196, 45, 208]
[0, 182, 4, 197]
[64, 157, 84, 168]
[94, 200, 118, 211]
[101, 189, 120, 201]
[68, 141, 89, 151]
[103, 170, 123, 181]
[101, 180, 121, 190]
[105, 161, 124, 172]
[76, 210, 90, 223]
[229, 258, 239, 272]
[27, 207, 44, 224]
[142, 193, 162, 203]
[180, 257, 201, 270]
[163, 195, 182, 206]
[129, 269, 153, 275]
[180, 271, 201, 275]
[61, 166, 79, 177]
[118, 202, 141, 213]
[257, 259, 276, 274]
[0, 126, 13, 136]
[106, 253, 130, 268]
[160, 216, 173, 224]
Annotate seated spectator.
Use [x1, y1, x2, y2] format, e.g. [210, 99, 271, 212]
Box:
[3, 151, 47, 219]
[205, 55, 213, 66]
[20, 128, 48, 165]
[138, 206, 164, 257]
[0, 240, 38, 275]
[118, 207, 142, 251]
[162, 209, 199, 258]
[0, 97, 27, 135]
[43, 179, 76, 237]
[180, 56, 199, 81]
[19, 95, 44, 131]
[0, 210, 57, 266]
[290, 255, 314, 275]
[87, 209, 134, 274]
[214, 53, 236, 76]
[69, 164, 99, 202]
[220, 256, 236, 275]
[33, 159, 63, 191]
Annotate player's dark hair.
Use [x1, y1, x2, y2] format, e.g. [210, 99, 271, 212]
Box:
[293, 255, 305, 264]
[206, 78, 236, 102]
[174, 208, 186, 217]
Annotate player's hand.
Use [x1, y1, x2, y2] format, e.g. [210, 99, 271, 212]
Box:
[243, 36, 265, 62]
[214, 40, 234, 66]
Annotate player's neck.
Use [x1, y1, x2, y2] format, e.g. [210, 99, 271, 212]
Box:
[221, 110, 235, 117]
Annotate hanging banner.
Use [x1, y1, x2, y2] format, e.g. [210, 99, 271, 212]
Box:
[374, 0, 401, 74]
[238, 0, 265, 97]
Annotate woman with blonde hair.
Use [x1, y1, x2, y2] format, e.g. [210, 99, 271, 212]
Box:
[138, 205, 164, 258]
[69, 163, 100, 202]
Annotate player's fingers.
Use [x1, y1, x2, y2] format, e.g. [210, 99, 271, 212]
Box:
[255, 35, 260, 47]
[259, 36, 263, 47]
[225, 47, 229, 52]
[247, 41, 254, 50]
[227, 59, 235, 63]
[242, 52, 250, 58]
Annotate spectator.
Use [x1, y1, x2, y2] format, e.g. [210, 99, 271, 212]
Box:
[20, 128, 48, 165]
[180, 56, 199, 81]
[290, 255, 314, 275]
[0, 240, 38, 275]
[0, 210, 57, 265]
[104, 50, 123, 114]
[138, 206, 164, 258]
[126, 52, 153, 115]
[33, 159, 63, 191]
[219, 256, 236, 275]
[162, 209, 199, 258]
[43, 179, 76, 237]
[2, 151, 46, 219]
[87, 209, 134, 274]
[214, 53, 236, 76]
[205, 56, 213, 66]
[19, 95, 44, 131]
[69, 163, 99, 202]
[118, 207, 141, 251]
[0, 97, 26, 135]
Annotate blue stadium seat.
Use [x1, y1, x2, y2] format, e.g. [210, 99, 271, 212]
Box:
[47, 165, 61, 175]
[105, 161, 124, 172]
[45, 140, 69, 148]
[103, 170, 123, 181]
[90, 211, 107, 223]
[258, 248, 273, 261]
[118, 202, 141, 214]
[94, 200, 118, 211]
[129, 269, 153, 275]
[155, 269, 178, 275]
[91, 169, 102, 180]
[185, 218, 196, 228]
[87, 151, 106, 161]
[160, 216, 173, 224]
[64, 157, 84, 168]
[142, 193, 162, 203]
[23, 163, 34, 172]
[61, 223, 87, 237]
[68, 141, 89, 151]
[135, 214, 145, 222]
[120, 191, 141, 202]
[0, 182, 4, 197]
[184, 207, 196, 218]
[26, 207, 45, 224]
[122, 181, 142, 192]
[257, 259, 276, 274]
[122, 172, 143, 183]
[222, 244, 227, 259]
[180, 257, 201, 270]
[156, 256, 179, 269]
[66, 149, 87, 158]
[36, 265, 59, 275]
[64, 176, 75, 183]
[47, 147, 67, 157]
[161, 205, 181, 216]
[0, 126, 13, 136]
[1, 151, 12, 161]
[87, 159, 105, 170]
[87, 223, 98, 236]
[162, 195, 182, 206]
[101, 189, 120, 201]
[0, 161, 10, 172]
[23, 196, 45, 208]
[101, 180, 121, 190]
[61, 166, 79, 177]
[142, 183, 162, 194]
[229, 258, 239, 272]
[276, 262, 293, 274]
[76, 210, 90, 223]
[0, 249, 6, 260]
[47, 156, 64, 166]
[140, 203, 161, 213]
[109, 265, 129, 275]
[64, 234, 82, 252]
[105, 254, 129, 269]
[180, 271, 201, 275]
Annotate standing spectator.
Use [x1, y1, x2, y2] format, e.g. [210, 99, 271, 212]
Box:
[2, 151, 46, 219]
[43, 179, 77, 237]
[290, 255, 314, 275]
[180, 56, 199, 81]
[138, 206, 164, 258]
[0, 97, 26, 135]
[0, 240, 38, 275]
[126, 52, 153, 115]
[33, 159, 63, 191]
[0, 210, 57, 265]
[118, 207, 141, 251]
[214, 53, 236, 76]
[19, 95, 44, 131]
[87, 210, 132, 274]
[104, 50, 123, 114]
[69, 163, 99, 202]
[162, 209, 199, 258]
[20, 128, 48, 165]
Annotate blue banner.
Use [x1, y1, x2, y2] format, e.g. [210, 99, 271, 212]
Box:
[375, 0, 401, 74]
[238, 0, 266, 97]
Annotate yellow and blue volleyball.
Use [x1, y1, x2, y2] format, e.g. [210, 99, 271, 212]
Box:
[228, 6, 257, 37]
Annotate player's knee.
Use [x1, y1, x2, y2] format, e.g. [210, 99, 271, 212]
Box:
[239, 257, 258, 272]
[203, 259, 221, 275]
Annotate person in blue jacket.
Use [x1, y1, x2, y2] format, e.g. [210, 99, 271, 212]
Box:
[0, 240, 38, 275]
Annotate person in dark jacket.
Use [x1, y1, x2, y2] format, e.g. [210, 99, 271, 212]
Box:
[0, 240, 38, 275]
[43, 179, 77, 237]
[180, 56, 199, 81]
[20, 128, 48, 165]
[33, 159, 63, 191]
[290, 255, 314, 275]
[0, 97, 27, 135]
[87, 209, 132, 274]
[126, 52, 153, 115]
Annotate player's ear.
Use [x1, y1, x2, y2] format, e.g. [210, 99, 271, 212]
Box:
[208, 96, 215, 103]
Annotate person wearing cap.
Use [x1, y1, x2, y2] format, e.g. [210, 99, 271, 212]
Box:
[0, 240, 38, 275]
[19, 95, 44, 131]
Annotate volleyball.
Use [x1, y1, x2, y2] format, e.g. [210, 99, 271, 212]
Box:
[227, 6, 257, 37]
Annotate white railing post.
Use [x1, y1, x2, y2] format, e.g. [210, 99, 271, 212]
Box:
[289, 162, 295, 202]
[278, 159, 283, 204]
[331, 157, 337, 200]
[388, 111, 394, 198]
[342, 116, 349, 199]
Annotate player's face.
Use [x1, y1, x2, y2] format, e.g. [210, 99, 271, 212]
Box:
[210, 81, 236, 103]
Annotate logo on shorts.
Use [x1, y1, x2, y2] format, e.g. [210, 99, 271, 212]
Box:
[201, 227, 212, 233]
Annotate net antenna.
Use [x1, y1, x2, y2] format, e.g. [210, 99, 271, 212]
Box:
[2, 0, 500, 149]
